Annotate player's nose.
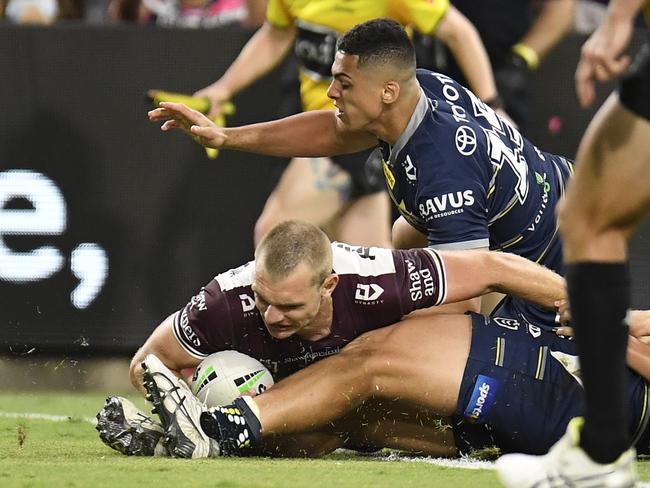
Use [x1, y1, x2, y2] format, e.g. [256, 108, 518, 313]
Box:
[264, 305, 284, 324]
[326, 81, 339, 100]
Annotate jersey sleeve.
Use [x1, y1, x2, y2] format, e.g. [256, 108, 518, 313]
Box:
[391, 0, 450, 35]
[171, 279, 235, 359]
[391, 247, 449, 314]
[266, 0, 293, 28]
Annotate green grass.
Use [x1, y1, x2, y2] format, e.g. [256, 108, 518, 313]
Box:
[1, 391, 648, 487]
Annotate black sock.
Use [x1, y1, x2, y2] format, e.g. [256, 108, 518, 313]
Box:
[566, 262, 630, 463]
[199, 397, 262, 456]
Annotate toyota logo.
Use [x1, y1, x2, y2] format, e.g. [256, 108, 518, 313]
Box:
[455, 126, 477, 156]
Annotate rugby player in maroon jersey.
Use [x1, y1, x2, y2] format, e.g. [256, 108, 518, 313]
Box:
[97, 219, 566, 457]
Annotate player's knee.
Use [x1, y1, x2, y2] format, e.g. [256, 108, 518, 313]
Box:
[339, 333, 387, 393]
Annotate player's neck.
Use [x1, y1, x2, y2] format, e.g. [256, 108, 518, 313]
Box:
[372, 83, 421, 145]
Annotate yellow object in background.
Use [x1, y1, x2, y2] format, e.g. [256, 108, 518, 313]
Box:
[148, 90, 235, 159]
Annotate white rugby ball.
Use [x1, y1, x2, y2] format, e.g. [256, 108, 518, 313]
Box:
[191, 351, 274, 407]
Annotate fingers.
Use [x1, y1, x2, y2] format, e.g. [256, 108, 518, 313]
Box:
[575, 57, 597, 108]
[190, 125, 218, 140]
[554, 326, 574, 337]
[161, 120, 180, 131]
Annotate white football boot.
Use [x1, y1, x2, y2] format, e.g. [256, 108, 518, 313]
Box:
[496, 418, 638, 488]
[96, 396, 167, 456]
[141, 354, 220, 458]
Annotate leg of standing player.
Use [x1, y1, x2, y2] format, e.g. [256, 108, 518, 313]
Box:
[254, 156, 391, 248]
[560, 91, 650, 463]
[497, 20, 650, 483]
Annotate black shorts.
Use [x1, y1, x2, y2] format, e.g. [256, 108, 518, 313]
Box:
[452, 312, 649, 456]
[332, 147, 386, 199]
[620, 31, 650, 122]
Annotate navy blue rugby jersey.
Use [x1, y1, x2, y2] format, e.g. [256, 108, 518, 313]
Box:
[379, 69, 573, 276]
[172, 243, 448, 379]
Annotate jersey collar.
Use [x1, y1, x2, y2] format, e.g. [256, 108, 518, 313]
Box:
[388, 86, 432, 165]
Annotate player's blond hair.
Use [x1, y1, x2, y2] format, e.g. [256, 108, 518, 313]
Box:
[255, 220, 332, 287]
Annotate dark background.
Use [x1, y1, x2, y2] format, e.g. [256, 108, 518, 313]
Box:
[0, 25, 648, 354]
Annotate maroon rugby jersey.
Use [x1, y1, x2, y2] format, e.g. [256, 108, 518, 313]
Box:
[172, 243, 448, 379]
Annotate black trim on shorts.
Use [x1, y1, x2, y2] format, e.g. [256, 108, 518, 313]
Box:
[619, 32, 650, 121]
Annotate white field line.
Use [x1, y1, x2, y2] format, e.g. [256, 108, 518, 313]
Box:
[382, 452, 494, 470]
[0, 410, 96, 425]
[3, 411, 650, 483]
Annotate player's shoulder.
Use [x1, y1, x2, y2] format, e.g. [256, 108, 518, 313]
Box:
[331, 242, 396, 277]
[214, 261, 255, 292]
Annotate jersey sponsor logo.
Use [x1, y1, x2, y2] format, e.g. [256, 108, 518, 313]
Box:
[455, 126, 477, 156]
[431, 72, 470, 124]
[354, 283, 384, 302]
[294, 22, 337, 79]
[189, 289, 207, 312]
[239, 293, 256, 313]
[405, 258, 436, 302]
[527, 172, 551, 232]
[283, 347, 341, 366]
[418, 190, 475, 220]
[403, 154, 417, 182]
[179, 309, 201, 348]
[464, 374, 500, 423]
[494, 317, 520, 330]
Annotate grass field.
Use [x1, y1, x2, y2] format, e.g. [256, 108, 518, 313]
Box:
[2, 391, 650, 488]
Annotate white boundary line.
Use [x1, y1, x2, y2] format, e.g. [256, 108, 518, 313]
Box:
[0, 411, 96, 425]
[3, 410, 650, 484]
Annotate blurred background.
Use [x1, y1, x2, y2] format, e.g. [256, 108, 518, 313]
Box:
[0, 0, 648, 394]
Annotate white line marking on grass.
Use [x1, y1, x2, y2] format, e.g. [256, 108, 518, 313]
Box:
[0, 411, 96, 425]
[383, 452, 494, 470]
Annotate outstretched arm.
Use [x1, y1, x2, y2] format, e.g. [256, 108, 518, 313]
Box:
[148, 102, 378, 157]
[438, 249, 566, 309]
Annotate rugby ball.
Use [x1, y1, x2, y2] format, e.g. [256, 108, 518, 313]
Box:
[191, 351, 274, 407]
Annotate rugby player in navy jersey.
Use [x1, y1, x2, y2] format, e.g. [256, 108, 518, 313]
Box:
[97, 219, 566, 456]
[148, 18, 573, 330]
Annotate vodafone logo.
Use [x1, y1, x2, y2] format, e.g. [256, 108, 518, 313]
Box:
[0, 170, 107, 309]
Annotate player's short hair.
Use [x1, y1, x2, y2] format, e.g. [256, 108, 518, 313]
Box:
[337, 18, 416, 72]
[255, 220, 332, 287]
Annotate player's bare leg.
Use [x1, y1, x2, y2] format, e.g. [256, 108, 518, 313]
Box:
[259, 400, 457, 458]
[334, 191, 392, 248]
[253, 157, 352, 245]
[391, 216, 427, 249]
[196, 314, 470, 453]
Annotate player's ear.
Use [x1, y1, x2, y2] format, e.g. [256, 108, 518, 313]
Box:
[321, 273, 339, 297]
[382, 81, 400, 104]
